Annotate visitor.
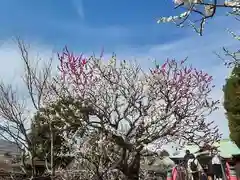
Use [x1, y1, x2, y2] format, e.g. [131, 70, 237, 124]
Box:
[184, 150, 191, 167]
[187, 154, 203, 180]
[207, 158, 214, 180]
[225, 161, 231, 180]
[211, 151, 223, 180]
[236, 160, 240, 180]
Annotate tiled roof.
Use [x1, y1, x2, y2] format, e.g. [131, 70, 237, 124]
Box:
[170, 139, 240, 159]
[213, 139, 240, 157]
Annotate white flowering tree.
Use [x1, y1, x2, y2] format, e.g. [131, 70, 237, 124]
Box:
[50, 47, 222, 180]
[158, 0, 240, 35]
[158, 0, 240, 162]
[57, 131, 127, 180]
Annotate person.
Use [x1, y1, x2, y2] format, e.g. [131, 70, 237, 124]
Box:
[171, 166, 178, 180]
[184, 150, 191, 167]
[225, 161, 231, 180]
[211, 151, 223, 180]
[187, 154, 203, 180]
[235, 161, 240, 180]
[184, 150, 192, 180]
[207, 158, 214, 180]
[175, 165, 187, 180]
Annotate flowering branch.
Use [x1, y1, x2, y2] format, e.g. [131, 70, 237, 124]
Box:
[53, 48, 221, 179]
[158, 0, 240, 35]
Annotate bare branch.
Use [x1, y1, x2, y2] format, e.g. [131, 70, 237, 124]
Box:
[0, 39, 54, 177]
[17, 38, 53, 110]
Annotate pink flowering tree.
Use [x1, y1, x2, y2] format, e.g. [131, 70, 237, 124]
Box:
[54, 47, 221, 180]
[158, 0, 240, 35]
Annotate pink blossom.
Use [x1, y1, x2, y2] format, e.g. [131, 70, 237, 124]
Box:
[161, 62, 167, 69]
[81, 58, 87, 65]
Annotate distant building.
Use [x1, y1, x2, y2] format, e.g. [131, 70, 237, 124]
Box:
[170, 139, 240, 160]
[0, 139, 21, 172]
[0, 139, 20, 156]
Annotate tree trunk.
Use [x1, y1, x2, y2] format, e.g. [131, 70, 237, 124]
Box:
[125, 153, 141, 180]
[126, 173, 139, 180]
[49, 124, 55, 179]
[31, 156, 36, 176]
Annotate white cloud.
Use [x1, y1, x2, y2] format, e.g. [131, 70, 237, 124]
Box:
[0, 40, 57, 118]
[0, 40, 56, 85]
[0, 40, 56, 137]
[121, 16, 240, 139]
[93, 16, 239, 139]
[0, 15, 238, 139]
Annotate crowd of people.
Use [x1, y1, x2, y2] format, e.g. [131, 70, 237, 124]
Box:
[180, 150, 240, 180]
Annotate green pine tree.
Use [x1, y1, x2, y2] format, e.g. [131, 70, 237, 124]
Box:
[29, 97, 92, 168]
[223, 64, 240, 148]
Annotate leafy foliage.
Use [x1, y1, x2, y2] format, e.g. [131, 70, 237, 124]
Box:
[29, 97, 90, 168]
[223, 64, 240, 148]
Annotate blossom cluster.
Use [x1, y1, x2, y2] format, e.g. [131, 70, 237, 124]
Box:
[157, 0, 240, 35]
[52, 48, 221, 178]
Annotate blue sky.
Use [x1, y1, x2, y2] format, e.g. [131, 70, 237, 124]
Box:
[0, 0, 188, 51]
[0, 0, 239, 138]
